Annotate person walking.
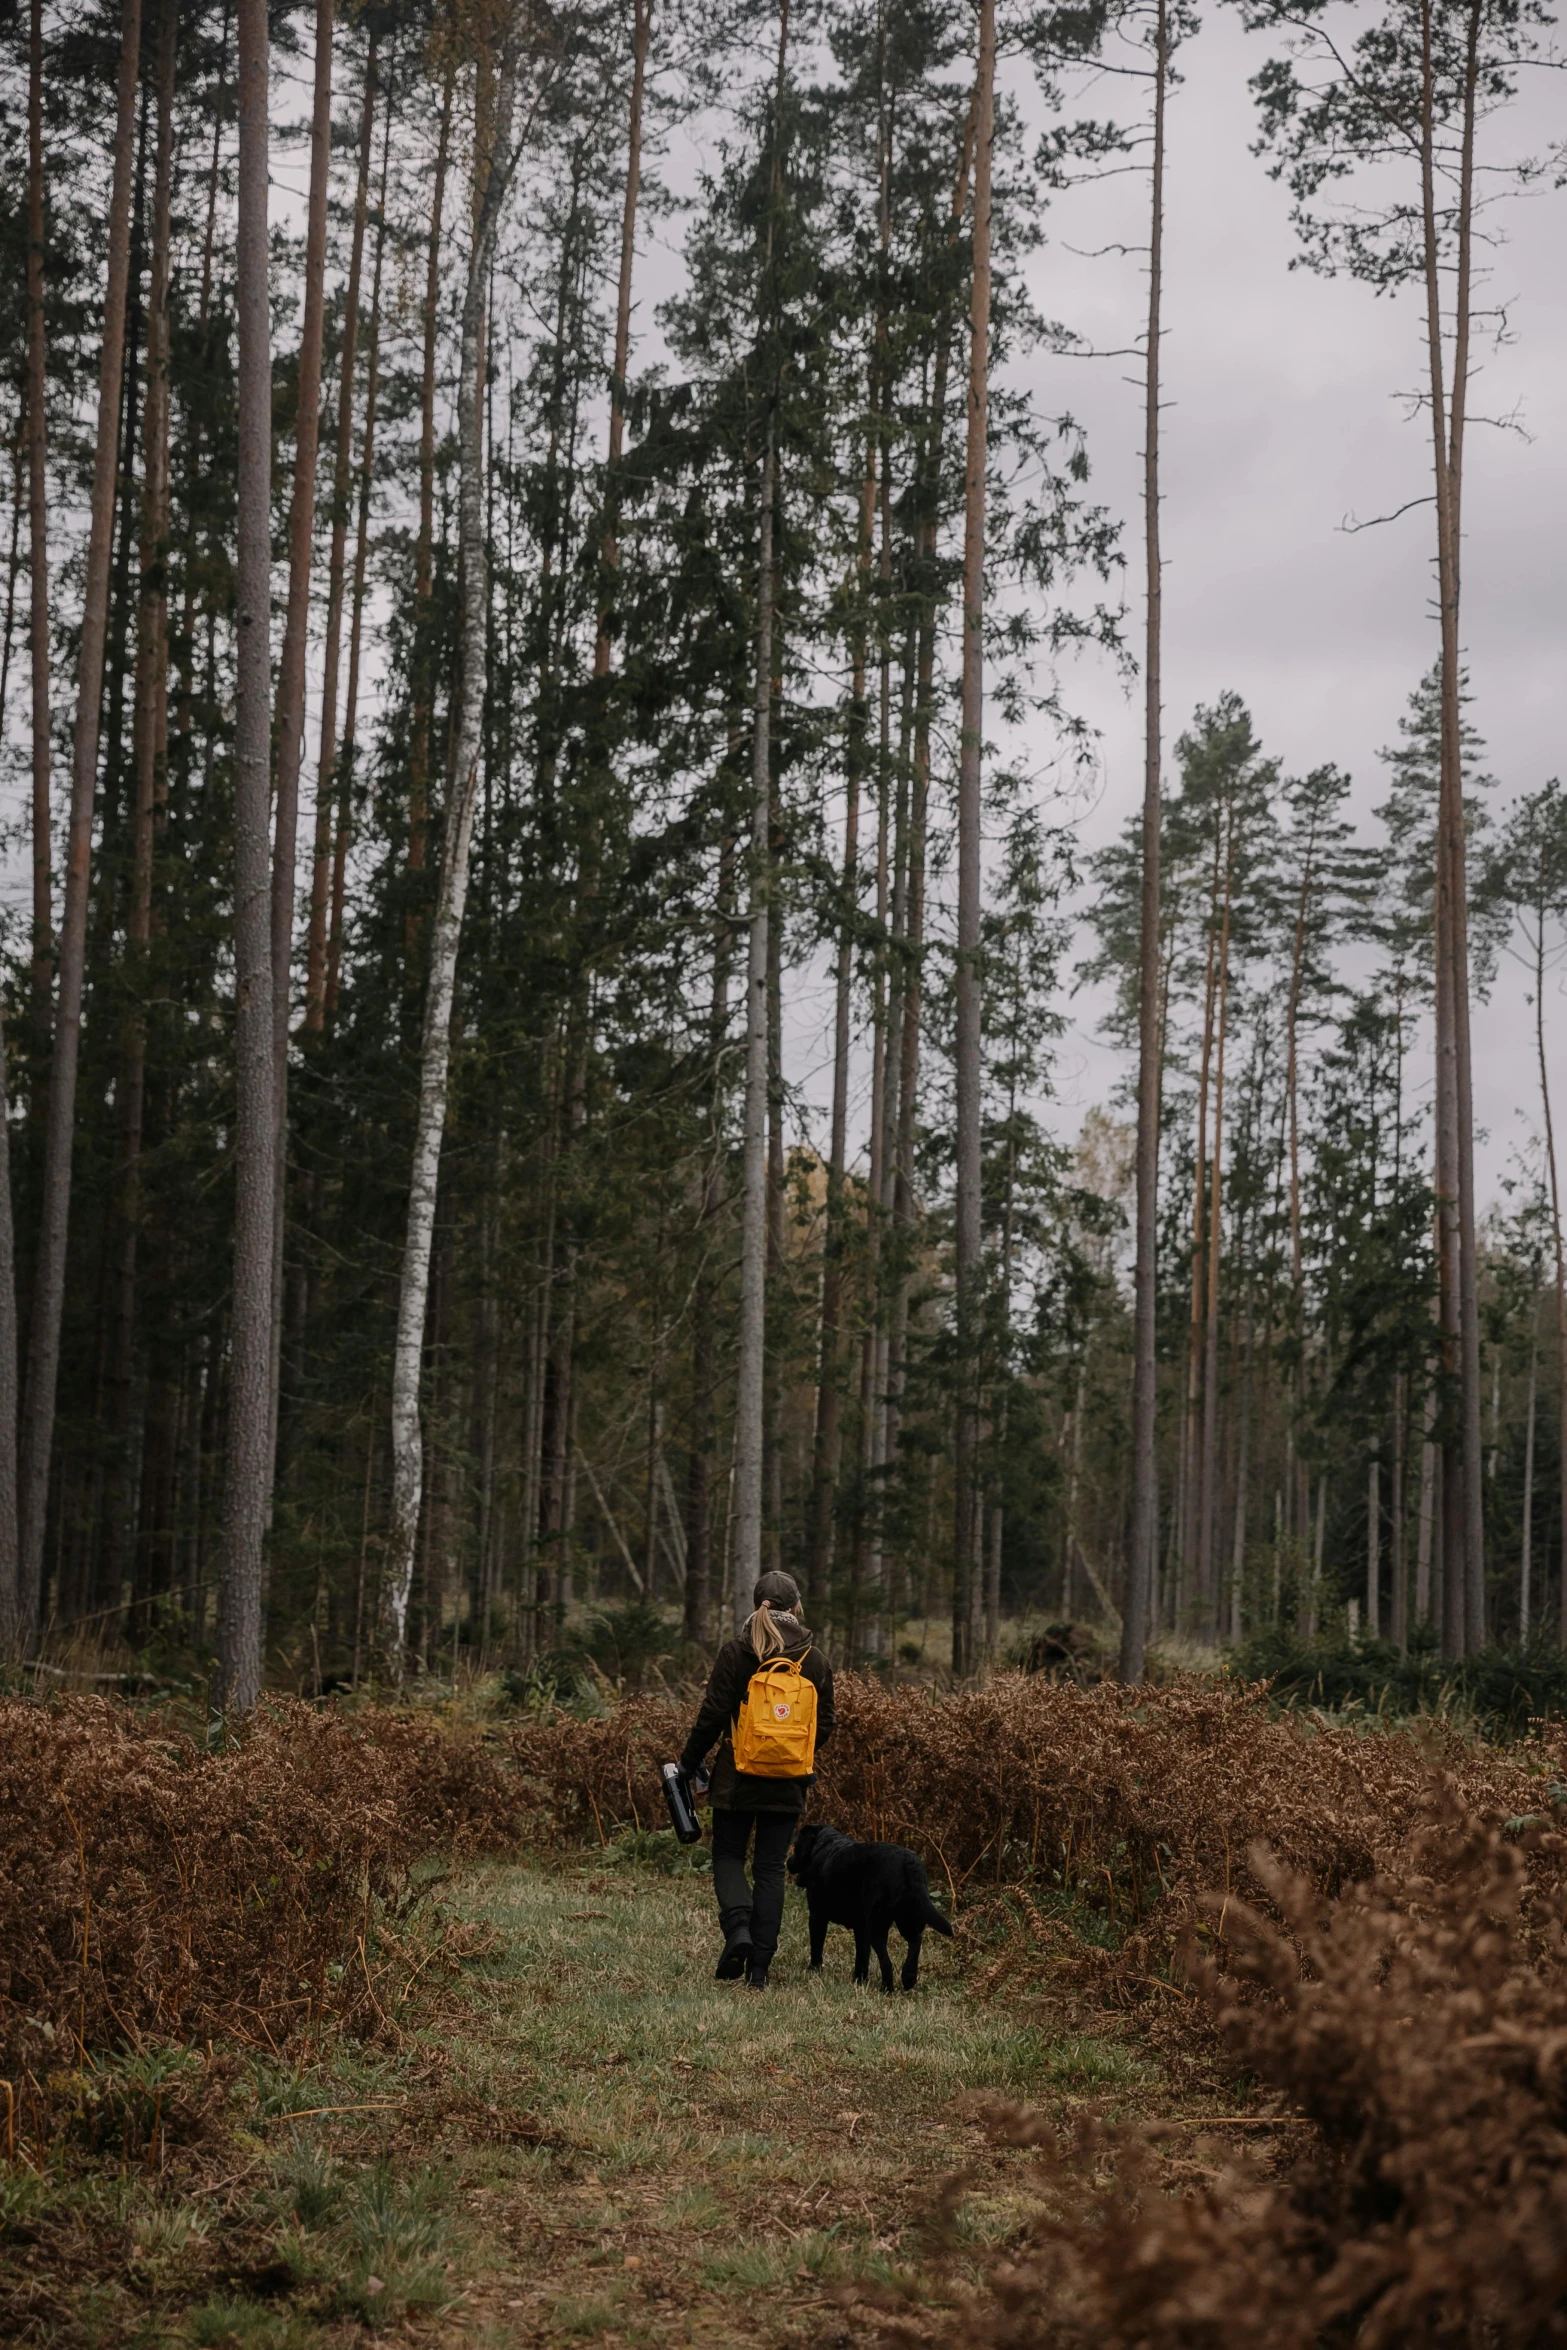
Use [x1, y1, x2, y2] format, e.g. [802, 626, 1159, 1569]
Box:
[679, 1570, 835, 1989]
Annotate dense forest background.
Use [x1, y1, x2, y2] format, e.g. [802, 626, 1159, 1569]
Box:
[0, 0, 1563, 1697]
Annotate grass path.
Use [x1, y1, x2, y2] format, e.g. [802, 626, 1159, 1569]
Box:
[3, 1845, 1168, 2349]
[432, 1849, 1151, 2347]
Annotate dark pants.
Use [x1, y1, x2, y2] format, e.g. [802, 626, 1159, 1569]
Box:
[711, 1810, 795, 1962]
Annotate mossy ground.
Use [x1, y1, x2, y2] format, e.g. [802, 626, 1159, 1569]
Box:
[1, 1848, 1174, 2347]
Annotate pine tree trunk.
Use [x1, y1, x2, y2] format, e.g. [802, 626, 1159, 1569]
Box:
[1416, 1380, 1437, 1623]
[25, 0, 51, 1043]
[871, 634, 916, 1644]
[1534, 891, 1567, 1645]
[1121, 0, 1168, 1686]
[1520, 1307, 1536, 1639]
[105, 0, 178, 1611]
[16, 0, 144, 1650]
[265, 0, 335, 1475]
[0, 1006, 18, 1651]
[857, 62, 899, 1654]
[883, 110, 975, 1626]
[594, 0, 651, 677]
[1230, 1286, 1253, 1640]
[952, 0, 994, 1683]
[1366, 1453, 1380, 1636]
[1435, 872, 1463, 1658]
[211, 0, 276, 1710]
[304, 40, 376, 1033]
[1391, 1370, 1408, 1650]
[1179, 840, 1222, 1600]
[1196, 819, 1234, 1638]
[808, 438, 873, 1602]
[733, 424, 776, 1630]
[215, 0, 276, 1711]
[1420, 0, 1485, 1654]
[386, 28, 521, 1666]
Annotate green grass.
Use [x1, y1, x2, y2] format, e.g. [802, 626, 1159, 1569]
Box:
[3, 1850, 1168, 2348]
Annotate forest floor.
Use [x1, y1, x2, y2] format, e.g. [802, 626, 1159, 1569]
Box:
[1, 1840, 1229, 2349]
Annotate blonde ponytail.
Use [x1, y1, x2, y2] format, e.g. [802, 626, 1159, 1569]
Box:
[745, 1570, 803, 1660]
[748, 1600, 786, 1661]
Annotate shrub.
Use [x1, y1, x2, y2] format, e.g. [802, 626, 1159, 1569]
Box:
[927, 1796, 1567, 2348]
[0, 1697, 532, 2100]
[506, 1674, 1552, 1967]
[1232, 1623, 1567, 1733]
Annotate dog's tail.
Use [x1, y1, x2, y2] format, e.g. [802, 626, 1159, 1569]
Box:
[904, 1855, 955, 1937]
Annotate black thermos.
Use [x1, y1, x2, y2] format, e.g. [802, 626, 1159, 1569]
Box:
[661, 1763, 702, 1845]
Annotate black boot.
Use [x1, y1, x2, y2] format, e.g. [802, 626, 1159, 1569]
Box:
[715, 1925, 754, 1982]
[746, 1952, 772, 1990]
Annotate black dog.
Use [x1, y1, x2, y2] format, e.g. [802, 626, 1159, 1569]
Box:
[788, 1822, 954, 1992]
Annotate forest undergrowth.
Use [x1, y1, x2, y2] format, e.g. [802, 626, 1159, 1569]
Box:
[7, 1678, 1567, 2345]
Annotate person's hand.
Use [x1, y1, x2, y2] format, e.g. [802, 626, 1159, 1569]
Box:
[689, 1769, 710, 1802]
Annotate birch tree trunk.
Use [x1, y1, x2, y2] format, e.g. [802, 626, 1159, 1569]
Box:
[215, 0, 276, 1712]
[951, 0, 995, 1682]
[1122, 0, 1168, 1682]
[16, 0, 143, 1650]
[764, 627, 788, 1577]
[325, 98, 392, 1027]
[408, 56, 456, 928]
[0, 443, 17, 725]
[1285, 820, 1318, 1541]
[386, 27, 522, 1666]
[304, 43, 376, 1032]
[25, 0, 51, 1041]
[686, 821, 735, 1645]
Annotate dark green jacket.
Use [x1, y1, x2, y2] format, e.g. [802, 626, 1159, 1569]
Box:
[679, 1623, 835, 1816]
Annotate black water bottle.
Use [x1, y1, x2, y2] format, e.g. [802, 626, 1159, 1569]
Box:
[661, 1763, 701, 1845]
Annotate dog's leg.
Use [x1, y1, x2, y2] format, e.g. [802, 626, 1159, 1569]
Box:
[809, 1904, 828, 1972]
[867, 1906, 896, 1994]
[852, 1929, 871, 1987]
[901, 1923, 923, 1991]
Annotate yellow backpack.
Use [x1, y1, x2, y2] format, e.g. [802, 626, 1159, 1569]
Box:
[731, 1651, 819, 1778]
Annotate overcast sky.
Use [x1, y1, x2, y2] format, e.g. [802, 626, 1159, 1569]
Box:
[1008, 6, 1567, 1208]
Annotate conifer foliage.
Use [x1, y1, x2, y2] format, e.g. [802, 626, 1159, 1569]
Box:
[0, 0, 1557, 1684]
